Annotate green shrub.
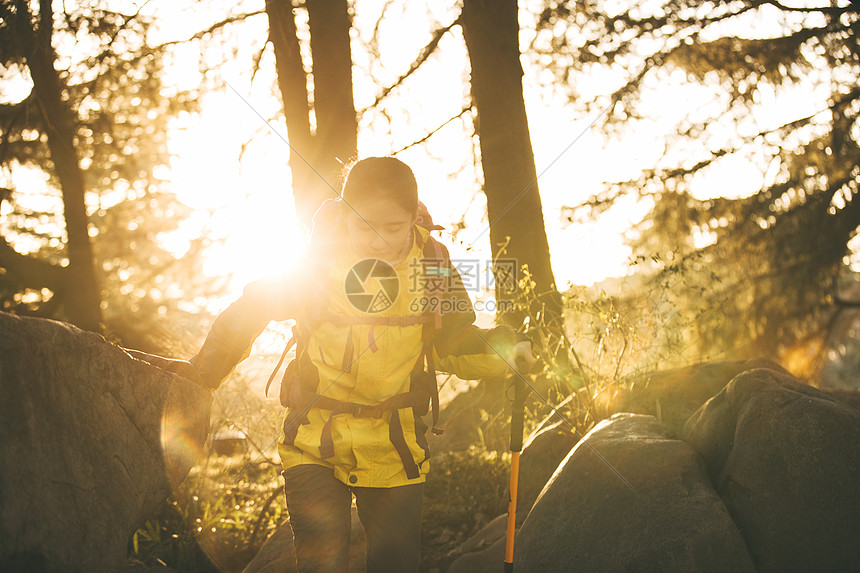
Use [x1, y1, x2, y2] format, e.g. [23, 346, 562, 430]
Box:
[129, 454, 284, 573]
[420, 448, 510, 571]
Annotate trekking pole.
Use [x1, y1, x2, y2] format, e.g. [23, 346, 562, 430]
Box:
[504, 372, 529, 572]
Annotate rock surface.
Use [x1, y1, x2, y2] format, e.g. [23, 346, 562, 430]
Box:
[429, 376, 510, 453]
[446, 513, 524, 573]
[684, 368, 860, 572]
[822, 387, 860, 412]
[514, 414, 756, 573]
[0, 312, 212, 573]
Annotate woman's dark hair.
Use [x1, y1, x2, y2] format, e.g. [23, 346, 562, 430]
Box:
[341, 157, 418, 215]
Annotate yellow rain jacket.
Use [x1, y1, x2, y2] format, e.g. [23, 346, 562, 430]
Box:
[192, 225, 518, 488]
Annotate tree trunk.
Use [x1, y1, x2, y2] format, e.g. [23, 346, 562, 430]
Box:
[14, 0, 103, 331]
[307, 0, 358, 181]
[461, 0, 561, 328]
[266, 0, 357, 230]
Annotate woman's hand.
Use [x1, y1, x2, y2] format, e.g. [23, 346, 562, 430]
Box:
[163, 359, 207, 388]
[510, 340, 537, 375]
[125, 349, 211, 390]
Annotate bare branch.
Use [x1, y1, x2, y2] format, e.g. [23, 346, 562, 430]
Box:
[391, 104, 472, 155]
[249, 41, 269, 87]
[105, 0, 153, 51]
[151, 10, 266, 50]
[359, 15, 462, 115]
[763, 0, 851, 15]
[367, 0, 398, 62]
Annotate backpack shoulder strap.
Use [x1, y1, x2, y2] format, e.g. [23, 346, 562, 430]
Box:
[264, 335, 296, 397]
[421, 233, 449, 331]
[417, 231, 452, 434]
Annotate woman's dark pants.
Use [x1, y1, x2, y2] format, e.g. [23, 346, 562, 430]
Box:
[282, 465, 424, 573]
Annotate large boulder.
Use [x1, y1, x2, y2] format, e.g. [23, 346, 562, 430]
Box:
[514, 414, 756, 572]
[0, 312, 212, 573]
[612, 358, 788, 436]
[684, 368, 860, 572]
[515, 420, 579, 515]
[243, 508, 366, 573]
[431, 359, 780, 454]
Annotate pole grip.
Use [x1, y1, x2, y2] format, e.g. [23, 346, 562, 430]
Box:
[509, 376, 527, 453]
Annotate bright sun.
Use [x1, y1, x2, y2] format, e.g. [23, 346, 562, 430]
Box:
[163, 90, 310, 298]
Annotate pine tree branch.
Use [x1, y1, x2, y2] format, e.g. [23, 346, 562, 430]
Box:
[0, 235, 67, 291]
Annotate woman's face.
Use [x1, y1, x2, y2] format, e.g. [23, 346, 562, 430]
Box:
[344, 196, 416, 262]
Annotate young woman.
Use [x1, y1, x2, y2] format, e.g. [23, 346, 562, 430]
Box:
[190, 157, 533, 573]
